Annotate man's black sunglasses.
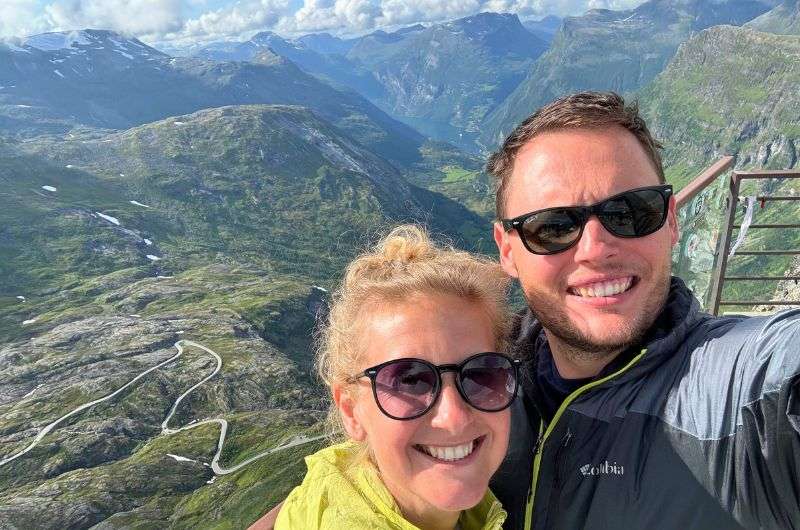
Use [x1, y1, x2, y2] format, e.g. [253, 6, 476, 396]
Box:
[348, 352, 521, 421]
[501, 185, 673, 255]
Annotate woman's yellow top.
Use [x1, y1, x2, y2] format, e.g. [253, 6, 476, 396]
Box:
[275, 441, 507, 530]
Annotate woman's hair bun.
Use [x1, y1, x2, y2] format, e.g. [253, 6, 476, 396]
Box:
[377, 225, 435, 264]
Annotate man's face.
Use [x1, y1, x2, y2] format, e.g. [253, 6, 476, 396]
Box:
[493, 126, 679, 357]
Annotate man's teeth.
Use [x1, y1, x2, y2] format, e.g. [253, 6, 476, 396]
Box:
[419, 440, 476, 461]
[573, 278, 633, 298]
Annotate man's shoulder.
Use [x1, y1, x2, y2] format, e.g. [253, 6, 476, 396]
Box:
[687, 308, 800, 356]
[658, 308, 800, 438]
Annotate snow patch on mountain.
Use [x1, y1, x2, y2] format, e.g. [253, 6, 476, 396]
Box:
[166, 453, 199, 464]
[95, 212, 121, 225]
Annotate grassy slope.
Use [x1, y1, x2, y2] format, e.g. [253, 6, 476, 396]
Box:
[0, 102, 497, 527]
[640, 25, 800, 308]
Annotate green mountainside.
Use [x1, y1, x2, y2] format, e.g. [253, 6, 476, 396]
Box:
[0, 104, 491, 527]
[639, 25, 800, 308]
[345, 12, 547, 150]
[640, 26, 800, 185]
[746, 0, 800, 34]
[1, 104, 488, 335]
[479, 0, 778, 149]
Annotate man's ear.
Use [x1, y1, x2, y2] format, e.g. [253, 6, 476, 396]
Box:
[333, 384, 366, 441]
[494, 222, 520, 279]
[667, 195, 680, 246]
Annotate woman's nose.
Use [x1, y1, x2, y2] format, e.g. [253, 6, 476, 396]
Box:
[428, 378, 473, 433]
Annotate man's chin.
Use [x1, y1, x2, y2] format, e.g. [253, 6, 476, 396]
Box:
[538, 311, 644, 358]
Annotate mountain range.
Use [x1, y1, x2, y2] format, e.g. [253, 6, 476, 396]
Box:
[746, 0, 800, 34]
[3, 2, 800, 527]
[193, 12, 547, 150]
[0, 29, 423, 166]
[479, 0, 781, 147]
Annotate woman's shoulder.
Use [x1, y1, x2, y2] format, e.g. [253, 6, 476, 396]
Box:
[275, 442, 410, 530]
[276, 441, 507, 530]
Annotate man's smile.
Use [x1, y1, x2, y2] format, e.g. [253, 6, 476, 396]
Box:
[567, 276, 637, 298]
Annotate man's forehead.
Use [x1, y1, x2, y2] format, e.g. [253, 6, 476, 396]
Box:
[507, 127, 659, 211]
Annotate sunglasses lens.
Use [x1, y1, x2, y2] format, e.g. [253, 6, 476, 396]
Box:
[460, 354, 517, 411]
[374, 360, 437, 419]
[520, 209, 583, 254]
[600, 188, 667, 237]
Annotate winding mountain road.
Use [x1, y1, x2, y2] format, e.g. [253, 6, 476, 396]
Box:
[0, 339, 324, 472]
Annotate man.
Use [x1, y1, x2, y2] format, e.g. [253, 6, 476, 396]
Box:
[488, 91, 800, 529]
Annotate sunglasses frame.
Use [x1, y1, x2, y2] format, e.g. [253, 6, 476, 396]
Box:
[349, 352, 521, 421]
[500, 184, 674, 255]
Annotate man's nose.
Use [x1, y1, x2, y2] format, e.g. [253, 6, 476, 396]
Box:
[572, 215, 619, 262]
[429, 377, 472, 433]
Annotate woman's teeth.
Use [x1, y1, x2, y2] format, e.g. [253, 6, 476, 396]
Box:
[572, 277, 633, 298]
[418, 440, 476, 462]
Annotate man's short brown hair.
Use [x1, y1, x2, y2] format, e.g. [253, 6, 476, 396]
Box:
[486, 91, 664, 218]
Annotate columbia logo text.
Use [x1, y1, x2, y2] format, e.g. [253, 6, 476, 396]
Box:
[579, 461, 624, 477]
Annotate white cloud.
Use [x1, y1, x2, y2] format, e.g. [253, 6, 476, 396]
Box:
[44, 0, 185, 36]
[177, 0, 292, 40]
[153, 0, 291, 45]
[377, 0, 481, 26]
[0, 0, 650, 45]
[284, 0, 380, 32]
[0, 0, 51, 38]
[486, 0, 644, 17]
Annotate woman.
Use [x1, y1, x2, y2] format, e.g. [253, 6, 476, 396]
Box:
[275, 225, 517, 530]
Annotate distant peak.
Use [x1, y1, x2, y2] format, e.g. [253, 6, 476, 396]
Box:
[251, 31, 283, 42]
[447, 11, 524, 31]
[394, 24, 425, 35]
[24, 30, 97, 51]
[22, 29, 160, 55]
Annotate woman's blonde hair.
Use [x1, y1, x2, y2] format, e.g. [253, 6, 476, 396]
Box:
[316, 224, 512, 450]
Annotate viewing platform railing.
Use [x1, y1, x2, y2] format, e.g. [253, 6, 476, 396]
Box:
[707, 170, 800, 314]
[674, 158, 800, 314]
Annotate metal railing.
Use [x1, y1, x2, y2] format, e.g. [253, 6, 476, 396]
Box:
[675, 156, 734, 210]
[706, 170, 800, 314]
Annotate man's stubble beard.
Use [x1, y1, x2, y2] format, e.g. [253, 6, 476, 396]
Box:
[522, 265, 672, 366]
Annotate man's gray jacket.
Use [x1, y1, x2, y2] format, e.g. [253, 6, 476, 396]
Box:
[490, 278, 800, 529]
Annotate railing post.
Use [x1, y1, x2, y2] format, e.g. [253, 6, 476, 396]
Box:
[708, 173, 741, 315]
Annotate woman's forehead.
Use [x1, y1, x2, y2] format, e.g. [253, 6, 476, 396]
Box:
[356, 296, 496, 366]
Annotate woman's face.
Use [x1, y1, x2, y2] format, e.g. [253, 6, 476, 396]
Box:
[336, 293, 511, 520]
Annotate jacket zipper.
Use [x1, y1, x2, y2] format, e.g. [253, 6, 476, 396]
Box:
[543, 430, 573, 528]
[552, 430, 573, 490]
[522, 348, 647, 530]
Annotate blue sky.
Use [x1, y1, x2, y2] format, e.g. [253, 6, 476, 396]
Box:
[1, 0, 648, 45]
